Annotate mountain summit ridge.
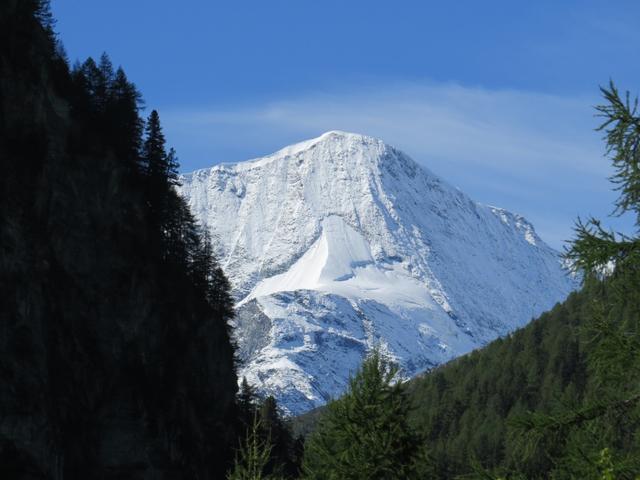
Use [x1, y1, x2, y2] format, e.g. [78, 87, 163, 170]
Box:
[179, 131, 576, 414]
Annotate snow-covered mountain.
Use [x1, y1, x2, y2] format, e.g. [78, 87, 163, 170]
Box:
[178, 131, 576, 415]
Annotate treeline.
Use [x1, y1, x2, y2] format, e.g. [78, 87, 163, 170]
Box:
[63, 50, 231, 313]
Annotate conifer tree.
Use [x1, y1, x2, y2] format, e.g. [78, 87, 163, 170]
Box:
[142, 110, 167, 179]
[303, 350, 421, 479]
[97, 52, 114, 109]
[228, 414, 284, 480]
[79, 57, 102, 110]
[510, 83, 640, 479]
[141, 109, 179, 239]
[166, 147, 180, 186]
[142, 111, 179, 181]
[109, 67, 143, 167]
[259, 396, 291, 477]
[209, 259, 235, 319]
[75, 54, 113, 115]
[189, 226, 214, 291]
[565, 82, 640, 274]
[238, 377, 259, 429]
[31, 0, 54, 34]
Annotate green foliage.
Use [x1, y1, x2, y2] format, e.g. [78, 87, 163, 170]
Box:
[565, 82, 640, 275]
[596, 82, 640, 224]
[303, 350, 422, 479]
[511, 82, 640, 479]
[406, 290, 590, 478]
[598, 448, 616, 480]
[510, 270, 640, 479]
[235, 380, 303, 478]
[229, 414, 284, 480]
[401, 264, 640, 479]
[565, 217, 640, 276]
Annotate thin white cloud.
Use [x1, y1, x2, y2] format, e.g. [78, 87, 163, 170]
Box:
[162, 82, 632, 249]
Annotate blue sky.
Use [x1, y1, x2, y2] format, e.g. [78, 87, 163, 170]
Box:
[51, 1, 639, 248]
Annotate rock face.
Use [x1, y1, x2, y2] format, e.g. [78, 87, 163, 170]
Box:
[180, 131, 576, 415]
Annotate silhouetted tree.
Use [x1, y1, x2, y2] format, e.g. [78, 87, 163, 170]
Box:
[141, 109, 178, 238]
[80, 58, 102, 110]
[209, 259, 235, 318]
[259, 396, 300, 478]
[75, 55, 113, 116]
[97, 53, 114, 110]
[142, 110, 167, 177]
[108, 67, 143, 168]
[238, 377, 259, 429]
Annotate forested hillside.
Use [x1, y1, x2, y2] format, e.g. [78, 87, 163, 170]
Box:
[0, 1, 240, 477]
[407, 269, 639, 478]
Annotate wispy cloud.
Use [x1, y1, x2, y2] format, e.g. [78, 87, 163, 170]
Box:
[162, 82, 633, 249]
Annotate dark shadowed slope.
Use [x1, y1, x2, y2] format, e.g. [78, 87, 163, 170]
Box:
[0, 2, 238, 478]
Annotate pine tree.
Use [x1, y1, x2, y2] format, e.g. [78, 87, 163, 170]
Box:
[79, 57, 102, 110]
[75, 54, 113, 116]
[303, 350, 421, 479]
[234, 380, 301, 478]
[209, 259, 235, 318]
[258, 396, 291, 478]
[238, 377, 259, 430]
[141, 109, 181, 242]
[510, 84, 640, 479]
[97, 52, 114, 109]
[228, 414, 283, 480]
[108, 67, 143, 167]
[565, 82, 640, 274]
[142, 110, 168, 179]
[166, 147, 180, 186]
[189, 226, 214, 291]
[32, 0, 54, 33]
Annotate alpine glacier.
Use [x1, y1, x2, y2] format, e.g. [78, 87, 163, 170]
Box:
[178, 131, 576, 415]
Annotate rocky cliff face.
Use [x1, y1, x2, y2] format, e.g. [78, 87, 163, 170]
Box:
[179, 131, 577, 415]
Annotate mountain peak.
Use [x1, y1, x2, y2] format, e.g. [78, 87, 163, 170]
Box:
[262, 130, 387, 165]
[314, 130, 381, 144]
[178, 134, 576, 414]
[317, 129, 365, 139]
